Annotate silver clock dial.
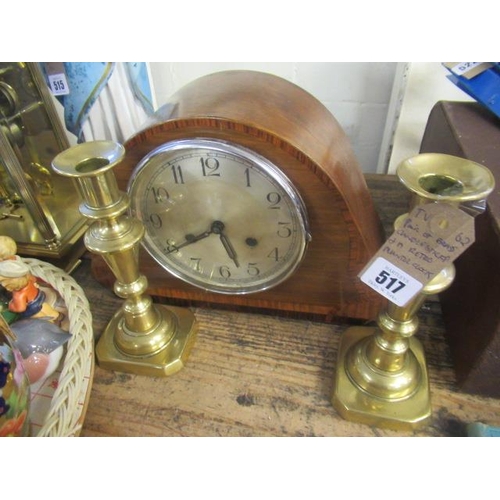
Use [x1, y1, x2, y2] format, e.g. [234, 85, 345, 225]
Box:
[128, 139, 310, 294]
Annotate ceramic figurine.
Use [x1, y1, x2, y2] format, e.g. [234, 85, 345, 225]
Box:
[0, 236, 19, 324]
[0, 315, 30, 437]
[0, 236, 70, 393]
[0, 236, 61, 323]
[10, 318, 70, 391]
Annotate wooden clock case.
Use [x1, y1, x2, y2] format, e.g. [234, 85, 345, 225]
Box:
[91, 70, 385, 322]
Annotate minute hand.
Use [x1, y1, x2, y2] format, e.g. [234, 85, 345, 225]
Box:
[211, 220, 240, 268]
[219, 232, 240, 268]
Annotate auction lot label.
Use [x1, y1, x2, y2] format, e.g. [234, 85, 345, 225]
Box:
[360, 203, 475, 306]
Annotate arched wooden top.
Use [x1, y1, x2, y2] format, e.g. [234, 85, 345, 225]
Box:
[127, 70, 383, 256]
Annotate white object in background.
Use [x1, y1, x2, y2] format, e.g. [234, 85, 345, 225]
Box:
[386, 63, 474, 174]
[376, 63, 410, 174]
[81, 62, 155, 143]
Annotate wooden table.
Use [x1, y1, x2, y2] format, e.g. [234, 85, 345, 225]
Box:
[74, 175, 500, 436]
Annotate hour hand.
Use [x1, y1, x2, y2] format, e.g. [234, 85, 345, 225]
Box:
[167, 229, 212, 253]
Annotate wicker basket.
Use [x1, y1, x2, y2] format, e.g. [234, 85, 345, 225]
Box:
[22, 258, 94, 437]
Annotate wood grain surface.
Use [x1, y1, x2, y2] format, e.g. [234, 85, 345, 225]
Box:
[74, 175, 500, 436]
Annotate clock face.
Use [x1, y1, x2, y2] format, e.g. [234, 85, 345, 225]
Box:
[128, 138, 311, 294]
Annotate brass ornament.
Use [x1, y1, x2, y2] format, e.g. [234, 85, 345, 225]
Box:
[0, 62, 87, 269]
[52, 140, 198, 377]
[332, 153, 495, 430]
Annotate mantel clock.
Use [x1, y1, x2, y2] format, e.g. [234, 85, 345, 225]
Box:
[91, 70, 385, 321]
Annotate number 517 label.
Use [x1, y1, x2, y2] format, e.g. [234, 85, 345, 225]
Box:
[360, 257, 423, 307]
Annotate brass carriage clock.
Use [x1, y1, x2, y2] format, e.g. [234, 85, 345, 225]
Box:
[0, 62, 87, 269]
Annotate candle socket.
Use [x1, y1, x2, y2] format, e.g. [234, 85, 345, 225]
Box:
[52, 141, 198, 377]
[332, 153, 494, 430]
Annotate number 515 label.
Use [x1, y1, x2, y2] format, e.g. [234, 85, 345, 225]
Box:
[48, 73, 70, 96]
[360, 257, 423, 307]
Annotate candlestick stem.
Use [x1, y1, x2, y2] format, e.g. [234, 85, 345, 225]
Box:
[52, 141, 198, 377]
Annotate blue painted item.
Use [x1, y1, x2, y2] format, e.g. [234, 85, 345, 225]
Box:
[40, 62, 154, 142]
[467, 422, 500, 437]
[445, 63, 500, 120]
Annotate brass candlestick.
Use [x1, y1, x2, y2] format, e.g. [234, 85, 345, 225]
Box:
[52, 140, 198, 377]
[332, 153, 495, 430]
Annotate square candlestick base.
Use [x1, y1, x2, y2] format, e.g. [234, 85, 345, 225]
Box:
[332, 326, 431, 431]
[96, 305, 198, 377]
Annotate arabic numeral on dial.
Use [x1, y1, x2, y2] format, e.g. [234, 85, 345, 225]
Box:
[200, 157, 221, 176]
[277, 222, 292, 238]
[171, 165, 184, 184]
[219, 266, 231, 279]
[267, 192, 281, 209]
[247, 263, 260, 276]
[149, 213, 162, 229]
[267, 247, 280, 261]
[166, 239, 179, 253]
[151, 186, 169, 203]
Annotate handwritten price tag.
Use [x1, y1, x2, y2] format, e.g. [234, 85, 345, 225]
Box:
[360, 203, 475, 306]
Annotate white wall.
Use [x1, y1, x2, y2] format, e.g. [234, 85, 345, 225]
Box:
[386, 62, 474, 174]
[56, 62, 474, 175]
[148, 62, 398, 173]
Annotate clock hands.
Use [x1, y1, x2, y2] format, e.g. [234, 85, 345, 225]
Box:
[167, 220, 240, 268]
[211, 221, 240, 268]
[167, 229, 212, 253]
[219, 233, 240, 268]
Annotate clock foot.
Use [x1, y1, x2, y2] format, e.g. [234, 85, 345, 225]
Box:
[96, 304, 198, 377]
[332, 325, 431, 431]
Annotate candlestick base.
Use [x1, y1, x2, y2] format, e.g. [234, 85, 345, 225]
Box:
[332, 326, 431, 431]
[96, 304, 198, 377]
